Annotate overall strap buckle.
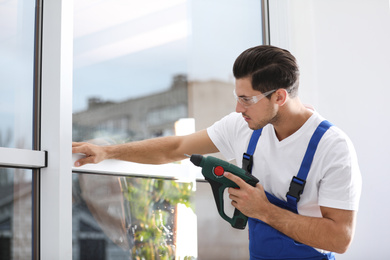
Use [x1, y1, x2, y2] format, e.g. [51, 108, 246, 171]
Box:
[286, 120, 333, 206]
[286, 176, 306, 204]
[242, 153, 254, 173]
[242, 128, 263, 174]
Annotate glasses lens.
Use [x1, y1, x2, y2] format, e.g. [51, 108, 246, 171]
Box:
[233, 90, 250, 106]
[233, 89, 276, 107]
[233, 90, 261, 107]
[240, 96, 254, 106]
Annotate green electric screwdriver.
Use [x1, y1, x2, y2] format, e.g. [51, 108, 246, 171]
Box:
[187, 154, 259, 229]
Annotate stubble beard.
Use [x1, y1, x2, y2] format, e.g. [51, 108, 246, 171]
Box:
[247, 108, 279, 131]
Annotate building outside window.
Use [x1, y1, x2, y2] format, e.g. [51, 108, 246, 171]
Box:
[0, 0, 262, 259]
[0, 0, 37, 259]
[72, 0, 262, 259]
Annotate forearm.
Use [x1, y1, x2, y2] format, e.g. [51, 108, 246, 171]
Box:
[104, 136, 185, 164]
[73, 129, 218, 167]
[260, 204, 356, 253]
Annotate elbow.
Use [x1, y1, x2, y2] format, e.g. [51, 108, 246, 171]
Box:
[321, 209, 357, 254]
[331, 231, 354, 254]
[334, 245, 350, 255]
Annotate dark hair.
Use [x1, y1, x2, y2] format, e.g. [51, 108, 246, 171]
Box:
[233, 45, 300, 97]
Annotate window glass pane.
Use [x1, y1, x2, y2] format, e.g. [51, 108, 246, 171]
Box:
[72, 0, 261, 142]
[72, 173, 196, 259]
[0, 168, 33, 259]
[0, 0, 35, 149]
[73, 1, 261, 259]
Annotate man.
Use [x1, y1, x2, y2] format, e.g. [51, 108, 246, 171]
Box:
[73, 45, 361, 259]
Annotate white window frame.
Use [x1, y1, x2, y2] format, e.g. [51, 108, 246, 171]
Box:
[72, 154, 203, 181]
[0, 148, 46, 168]
[39, 0, 73, 259]
[1, 1, 269, 259]
[40, 1, 202, 258]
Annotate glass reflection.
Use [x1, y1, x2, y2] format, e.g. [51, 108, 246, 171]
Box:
[73, 1, 261, 259]
[73, 0, 261, 143]
[0, 0, 35, 149]
[0, 168, 32, 259]
[72, 173, 195, 260]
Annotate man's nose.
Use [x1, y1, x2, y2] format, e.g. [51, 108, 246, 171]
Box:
[235, 101, 246, 113]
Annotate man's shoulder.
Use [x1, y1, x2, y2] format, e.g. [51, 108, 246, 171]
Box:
[310, 112, 347, 139]
[315, 122, 356, 158]
[209, 112, 248, 131]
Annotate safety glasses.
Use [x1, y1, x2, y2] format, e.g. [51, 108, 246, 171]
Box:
[233, 89, 276, 107]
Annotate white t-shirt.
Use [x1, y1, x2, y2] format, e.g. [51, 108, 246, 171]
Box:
[207, 111, 362, 217]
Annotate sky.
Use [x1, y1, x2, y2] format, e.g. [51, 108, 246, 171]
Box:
[72, 0, 263, 112]
[1, 0, 263, 147]
[0, 0, 35, 149]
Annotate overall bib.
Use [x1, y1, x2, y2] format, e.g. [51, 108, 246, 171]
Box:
[242, 120, 335, 260]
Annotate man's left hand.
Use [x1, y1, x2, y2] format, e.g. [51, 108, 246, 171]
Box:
[224, 172, 270, 221]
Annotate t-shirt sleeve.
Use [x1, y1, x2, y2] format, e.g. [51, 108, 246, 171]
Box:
[206, 112, 239, 161]
[318, 129, 362, 211]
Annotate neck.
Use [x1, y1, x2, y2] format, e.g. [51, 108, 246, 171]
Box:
[272, 98, 313, 141]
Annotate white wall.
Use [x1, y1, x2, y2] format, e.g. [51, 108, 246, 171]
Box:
[270, 0, 390, 259]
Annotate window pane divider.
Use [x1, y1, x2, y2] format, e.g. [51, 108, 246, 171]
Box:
[0, 147, 46, 169]
[72, 154, 203, 181]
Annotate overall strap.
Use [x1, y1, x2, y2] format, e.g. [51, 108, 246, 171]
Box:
[286, 120, 333, 206]
[242, 128, 263, 173]
[243, 120, 334, 207]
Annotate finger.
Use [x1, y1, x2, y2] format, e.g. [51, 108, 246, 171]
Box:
[72, 143, 85, 154]
[72, 143, 93, 155]
[228, 192, 240, 202]
[227, 186, 241, 197]
[74, 155, 96, 167]
[72, 142, 88, 148]
[231, 200, 240, 210]
[255, 182, 265, 192]
[224, 172, 247, 188]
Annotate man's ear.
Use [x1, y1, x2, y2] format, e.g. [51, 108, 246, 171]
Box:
[274, 89, 288, 106]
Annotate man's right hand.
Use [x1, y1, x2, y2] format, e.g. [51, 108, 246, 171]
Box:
[72, 142, 107, 167]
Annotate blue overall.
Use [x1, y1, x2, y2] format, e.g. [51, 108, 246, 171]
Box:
[242, 120, 335, 260]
